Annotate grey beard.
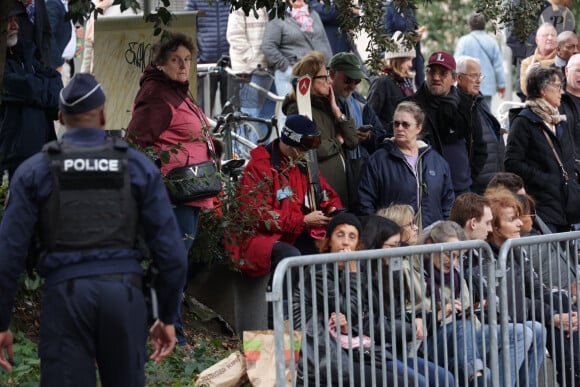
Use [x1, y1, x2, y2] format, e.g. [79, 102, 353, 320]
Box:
[7, 35, 18, 47]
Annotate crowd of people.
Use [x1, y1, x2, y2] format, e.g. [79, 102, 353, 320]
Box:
[2, 0, 580, 384]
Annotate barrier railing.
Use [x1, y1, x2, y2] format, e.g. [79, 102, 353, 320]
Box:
[266, 232, 580, 387]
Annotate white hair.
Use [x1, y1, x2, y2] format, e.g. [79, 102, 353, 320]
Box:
[455, 56, 481, 74]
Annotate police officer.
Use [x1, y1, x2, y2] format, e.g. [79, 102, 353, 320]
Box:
[0, 73, 187, 386]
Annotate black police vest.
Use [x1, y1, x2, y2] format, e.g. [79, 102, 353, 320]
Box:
[39, 137, 138, 252]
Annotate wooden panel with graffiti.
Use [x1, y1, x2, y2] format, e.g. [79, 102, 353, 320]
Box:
[93, 12, 198, 130]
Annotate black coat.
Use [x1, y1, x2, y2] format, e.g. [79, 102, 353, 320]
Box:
[467, 92, 505, 194]
[559, 93, 580, 159]
[504, 107, 576, 227]
[405, 84, 487, 190]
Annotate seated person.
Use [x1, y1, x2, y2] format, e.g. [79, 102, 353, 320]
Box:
[376, 204, 420, 245]
[409, 221, 491, 386]
[474, 189, 579, 387]
[293, 212, 413, 386]
[225, 114, 342, 278]
[487, 172, 578, 291]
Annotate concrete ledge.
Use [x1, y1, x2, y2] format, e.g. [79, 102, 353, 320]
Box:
[188, 264, 270, 335]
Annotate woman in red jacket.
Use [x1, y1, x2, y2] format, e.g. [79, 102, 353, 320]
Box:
[126, 32, 214, 349]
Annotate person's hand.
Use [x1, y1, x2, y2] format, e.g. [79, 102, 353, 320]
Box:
[415, 318, 425, 340]
[149, 320, 177, 365]
[416, 26, 427, 41]
[0, 330, 14, 373]
[553, 312, 579, 337]
[497, 87, 506, 98]
[303, 210, 330, 229]
[331, 312, 348, 334]
[357, 130, 371, 142]
[437, 299, 463, 321]
[328, 87, 342, 118]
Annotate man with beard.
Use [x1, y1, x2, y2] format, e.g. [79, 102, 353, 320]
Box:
[404, 51, 486, 197]
[0, 0, 62, 180]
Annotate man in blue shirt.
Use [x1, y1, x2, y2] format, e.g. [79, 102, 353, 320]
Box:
[0, 73, 187, 386]
[454, 12, 506, 110]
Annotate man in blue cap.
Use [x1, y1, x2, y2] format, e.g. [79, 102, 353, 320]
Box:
[0, 73, 187, 386]
[0, 0, 62, 181]
[226, 114, 343, 278]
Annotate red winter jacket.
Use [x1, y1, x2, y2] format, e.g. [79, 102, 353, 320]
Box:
[126, 65, 214, 209]
[225, 140, 342, 277]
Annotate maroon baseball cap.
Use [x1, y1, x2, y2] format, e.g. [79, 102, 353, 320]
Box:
[427, 51, 456, 71]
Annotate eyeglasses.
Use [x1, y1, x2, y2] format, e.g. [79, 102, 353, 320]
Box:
[538, 32, 557, 38]
[393, 120, 417, 129]
[459, 73, 485, 81]
[548, 82, 564, 90]
[312, 74, 330, 81]
[344, 76, 362, 85]
[402, 221, 417, 228]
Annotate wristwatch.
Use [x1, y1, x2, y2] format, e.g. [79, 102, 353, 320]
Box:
[338, 114, 347, 122]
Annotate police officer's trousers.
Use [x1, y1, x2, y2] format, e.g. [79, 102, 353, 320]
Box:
[38, 274, 147, 387]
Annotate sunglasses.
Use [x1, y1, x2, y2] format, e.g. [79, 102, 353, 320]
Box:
[299, 135, 322, 150]
[393, 120, 417, 129]
[344, 76, 362, 85]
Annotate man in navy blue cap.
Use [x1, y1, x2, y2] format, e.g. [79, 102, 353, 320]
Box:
[0, 73, 188, 386]
[225, 114, 343, 278]
[0, 0, 62, 181]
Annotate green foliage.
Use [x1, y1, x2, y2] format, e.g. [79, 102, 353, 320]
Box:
[0, 329, 232, 386]
[144, 340, 228, 386]
[0, 330, 40, 386]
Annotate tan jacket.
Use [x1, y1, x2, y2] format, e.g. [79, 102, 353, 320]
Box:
[520, 48, 557, 96]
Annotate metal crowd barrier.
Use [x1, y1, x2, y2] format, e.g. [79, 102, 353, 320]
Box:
[266, 232, 580, 387]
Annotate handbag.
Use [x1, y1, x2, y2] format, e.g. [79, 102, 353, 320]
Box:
[542, 130, 580, 223]
[164, 132, 222, 203]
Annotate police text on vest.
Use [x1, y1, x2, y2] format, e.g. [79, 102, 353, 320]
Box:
[63, 159, 120, 172]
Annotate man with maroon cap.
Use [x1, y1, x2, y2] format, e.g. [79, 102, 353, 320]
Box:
[404, 50, 486, 197]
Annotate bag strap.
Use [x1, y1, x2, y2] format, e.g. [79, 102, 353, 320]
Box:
[415, 156, 424, 230]
[469, 34, 494, 66]
[542, 129, 569, 183]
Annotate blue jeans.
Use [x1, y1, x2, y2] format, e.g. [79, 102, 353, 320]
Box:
[480, 321, 544, 387]
[388, 357, 456, 387]
[172, 204, 201, 346]
[426, 320, 489, 385]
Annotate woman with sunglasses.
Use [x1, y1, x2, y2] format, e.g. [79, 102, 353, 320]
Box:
[358, 101, 454, 229]
[282, 51, 359, 207]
